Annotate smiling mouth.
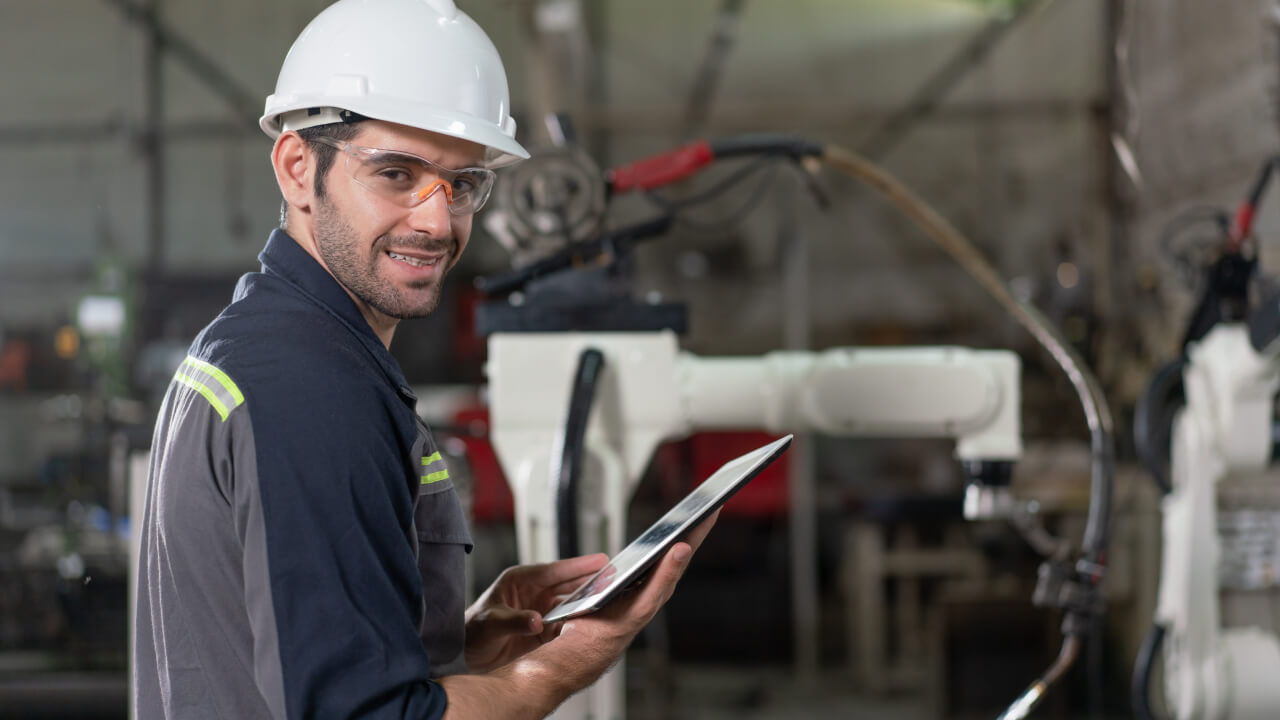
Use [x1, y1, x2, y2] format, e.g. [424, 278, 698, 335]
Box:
[387, 251, 443, 268]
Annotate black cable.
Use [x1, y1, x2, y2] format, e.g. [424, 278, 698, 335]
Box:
[707, 134, 824, 159]
[474, 214, 673, 297]
[556, 348, 606, 559]
[1132, 358, 1185, 495]
[1156, 206, 1229, 288]
[1132, 623, 1166, 720]
[1089, 611, 1105, 720]
[644, 155, 777, 212]
[669, 161, 784, 233]
[480, 135, 823, 298]
[1130, 358, 1180, 719]
[1157, 205, 1229, 251]
[1244, 156, 1280, 209]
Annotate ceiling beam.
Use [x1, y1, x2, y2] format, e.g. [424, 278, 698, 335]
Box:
[681, 0, 748, 140]
[102, 0, 260, 131]
[571, 97, 1105, 134]
[857, 0, 1055, 160]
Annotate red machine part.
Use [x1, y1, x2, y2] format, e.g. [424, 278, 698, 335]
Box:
[683, 431, 790, 518]
[607, 141, 715, 193]
[451, 406, 514, 525]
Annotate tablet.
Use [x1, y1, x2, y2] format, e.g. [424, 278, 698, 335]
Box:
[542, 434, 793, 624]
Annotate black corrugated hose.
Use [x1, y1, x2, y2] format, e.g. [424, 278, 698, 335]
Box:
[1128, 358, 1186, 720]
[556, 348, 607, 559]
[1133, 359, 1185, 496]
[1132, 623, 1167, 720]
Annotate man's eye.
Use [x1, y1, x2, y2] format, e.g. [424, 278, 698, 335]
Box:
[376, 168, 413, 183]
[451, 176, 480, 193]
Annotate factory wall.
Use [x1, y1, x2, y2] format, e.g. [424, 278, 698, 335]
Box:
[0, 3, 1186, 716]
[0, 0, 1106, 358]
[609, 0, 1110, 357]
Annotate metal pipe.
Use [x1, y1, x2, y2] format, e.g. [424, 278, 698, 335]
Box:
[1010, 503, 1071, 561]
[143, 0, 165, 275]
[996, 636, 1082, 720]
[681, 0, 747, 140]
[780, 175, 819, 683]
[571, 99, 1103, 133]
[819, 143, 1114, 714]
[0, 120, 262, 145]
[820, 144, 1114, 565]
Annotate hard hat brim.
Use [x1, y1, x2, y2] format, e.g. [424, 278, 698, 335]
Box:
[261, 96, 529, 169]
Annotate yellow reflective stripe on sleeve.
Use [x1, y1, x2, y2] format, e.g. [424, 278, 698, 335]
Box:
[421, 452, 442, 466]
[184, 357, 245, 405]
[173, 356, 244, 422]
[174, 373, 231, 421]
[421, 469, 450, 485]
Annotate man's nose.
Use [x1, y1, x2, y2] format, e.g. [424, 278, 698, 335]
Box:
[406, 184, 453, 236]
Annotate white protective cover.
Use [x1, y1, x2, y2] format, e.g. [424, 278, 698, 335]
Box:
[260, 0, 529, 168]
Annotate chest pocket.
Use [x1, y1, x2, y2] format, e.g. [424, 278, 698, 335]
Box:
[412, 424, 474, 550]
[410, 419, 474, 676]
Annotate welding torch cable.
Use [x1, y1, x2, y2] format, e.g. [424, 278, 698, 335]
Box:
[819, 144, 1115, 718]
[996, 635, 1083, 720]
[644, 154, 778, 211]
[818, 144, 1114, 562]
[669, 162, 785, 232]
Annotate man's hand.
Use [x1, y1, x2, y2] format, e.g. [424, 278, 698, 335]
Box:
[464, 552, 608, 673]
[441, 511, 720, 719]
[548, 510, 719, 668]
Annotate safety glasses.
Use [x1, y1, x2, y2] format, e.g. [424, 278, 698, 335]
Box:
[308, 136, 496, 215]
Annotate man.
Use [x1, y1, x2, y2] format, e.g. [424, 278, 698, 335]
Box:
[132, 0, 715, 717]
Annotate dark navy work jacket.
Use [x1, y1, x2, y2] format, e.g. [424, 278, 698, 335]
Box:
[134, 229, 472, 719]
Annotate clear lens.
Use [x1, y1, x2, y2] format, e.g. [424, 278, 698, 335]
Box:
[311, 137, 495, 215]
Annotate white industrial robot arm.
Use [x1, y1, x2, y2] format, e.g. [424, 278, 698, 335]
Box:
[1156, 324, 1280, 720]
[678, 344, 1021, 460]
[487, 330, 1021, 566]
[482, 136, 1111, 720]
[487, 330, 1023, 720]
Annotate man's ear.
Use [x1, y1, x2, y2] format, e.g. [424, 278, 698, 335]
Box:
[272, 132, 314, 216]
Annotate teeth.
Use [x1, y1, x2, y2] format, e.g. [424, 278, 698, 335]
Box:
[388, 251, 437, 268]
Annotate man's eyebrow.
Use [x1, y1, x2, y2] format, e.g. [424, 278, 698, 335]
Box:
[368, 147, 485, 170]
[366, 148, 429, 163]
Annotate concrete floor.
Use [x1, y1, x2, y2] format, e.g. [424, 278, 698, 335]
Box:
[654, 664, 934, 720]
[635, 662, 1132, 720]
[0, 654, 1124, 720]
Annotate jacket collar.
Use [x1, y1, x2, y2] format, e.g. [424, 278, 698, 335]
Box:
[258, 229, 416, 402]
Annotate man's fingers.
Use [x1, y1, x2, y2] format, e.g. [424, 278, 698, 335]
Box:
[480, 607, 543, 636]
[621, 541, 694, 620]
[519, 553, 609, 587]
[539, 620, 564, 644]
[589, 512, 717, 623]
[545, 573, 597, 598]
[680, 508, 720, 554]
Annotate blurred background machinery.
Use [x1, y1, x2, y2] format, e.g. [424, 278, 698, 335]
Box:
[3, 0, 1279, 718]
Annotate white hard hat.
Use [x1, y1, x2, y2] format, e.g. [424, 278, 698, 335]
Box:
[260, 0, 529, 168]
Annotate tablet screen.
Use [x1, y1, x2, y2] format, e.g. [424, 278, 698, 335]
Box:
[543, 434, 792, 623]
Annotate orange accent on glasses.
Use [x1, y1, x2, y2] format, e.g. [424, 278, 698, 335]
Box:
[416, 180, 454, 205]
